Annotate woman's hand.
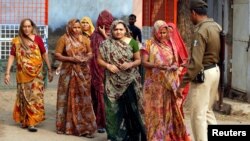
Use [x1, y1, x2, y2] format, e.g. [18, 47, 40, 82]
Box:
[98, 26, 109, 38]
[120, 62, 133, 70]
[48, 70, 53, 82]
[106, 64, 120, 73]
[4, 73, 10, 85]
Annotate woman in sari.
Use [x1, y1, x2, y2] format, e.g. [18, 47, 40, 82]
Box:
[56, 16, 95, 75]
[54, 19, 96, 138]
[167, 22, 190, 117]
[4, 18, 53, 132]
[89, 9, 113, 133]
[80, 16, 95, 38]
[97, 20, 146, 141]
[141, 20, 191, 141]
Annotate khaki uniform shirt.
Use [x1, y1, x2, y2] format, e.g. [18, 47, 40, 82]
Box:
[180, 18, 222, 88]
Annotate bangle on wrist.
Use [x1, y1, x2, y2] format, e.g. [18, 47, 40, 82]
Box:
[5, 73, 10, 76]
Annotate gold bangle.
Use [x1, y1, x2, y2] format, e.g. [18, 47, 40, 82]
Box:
[5, 73, 10, 76]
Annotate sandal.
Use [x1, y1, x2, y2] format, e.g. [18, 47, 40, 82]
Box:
[28, 126, 37, 132]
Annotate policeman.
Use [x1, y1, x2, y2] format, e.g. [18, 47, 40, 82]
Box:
[177, 0, 222, 141]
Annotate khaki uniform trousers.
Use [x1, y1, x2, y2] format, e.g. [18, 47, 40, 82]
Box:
[186, 65, 220, 141]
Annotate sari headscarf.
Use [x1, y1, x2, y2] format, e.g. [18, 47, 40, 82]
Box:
[66, 19, 82, 41]
[110, 20, 131, 39]
[152, 20, 169, 42]
[151, 20, 179, 65]
[80, 16, 95, 36]
[167, 22, 188, 65]
[96, 10, 113, 33]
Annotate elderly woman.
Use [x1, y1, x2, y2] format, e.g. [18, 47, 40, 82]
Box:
[97, 20, 146, 141]
[141, 20, 191, 141]
[54, 19, 96, 138]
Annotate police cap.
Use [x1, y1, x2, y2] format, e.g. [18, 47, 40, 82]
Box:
[190, 0, 208, 10]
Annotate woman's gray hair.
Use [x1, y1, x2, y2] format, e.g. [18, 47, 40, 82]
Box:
[110, 20, 131, 38]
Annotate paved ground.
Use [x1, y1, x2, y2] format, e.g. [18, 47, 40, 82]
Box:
[0, 74, 249, 141]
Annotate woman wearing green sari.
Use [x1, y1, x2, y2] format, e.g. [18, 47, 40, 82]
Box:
[97, 20, 146, 141]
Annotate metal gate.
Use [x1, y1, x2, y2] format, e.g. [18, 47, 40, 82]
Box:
[231, 0, 250, 102]
[0, 0, 48, 89]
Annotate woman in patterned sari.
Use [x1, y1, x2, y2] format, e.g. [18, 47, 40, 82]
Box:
[55, 16, 95, 75]
[97, 20, 146, 141]
[90, 10, 113, 133]
[54, 19, 97, 138]
[141, 20, 191, 141]
[4, 18, 53, 132]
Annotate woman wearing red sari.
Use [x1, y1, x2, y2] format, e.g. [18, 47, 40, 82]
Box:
[167, 22, 190, 117]
[4, 18, 53, 132]
[142, 20, 191, 141]
[89, 10, 113, 133]
[54, 19, 96, 138]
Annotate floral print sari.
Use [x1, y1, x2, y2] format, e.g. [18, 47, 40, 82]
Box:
[55, 22, 96, 136]
[142, 20, 191, 141]
[12, 36, 45, 127]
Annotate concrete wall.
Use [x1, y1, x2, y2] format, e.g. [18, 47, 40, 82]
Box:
[49, 0, 137, 31]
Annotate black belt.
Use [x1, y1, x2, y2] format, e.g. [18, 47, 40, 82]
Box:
[204, 64, 217, 70]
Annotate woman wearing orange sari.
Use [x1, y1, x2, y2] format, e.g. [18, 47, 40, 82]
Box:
[4, 18, 53, 132]
[54, 19, 96, 138]
[142, 20, 191, 141]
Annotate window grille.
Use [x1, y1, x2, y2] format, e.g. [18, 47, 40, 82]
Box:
[0, 24, 48, 60]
